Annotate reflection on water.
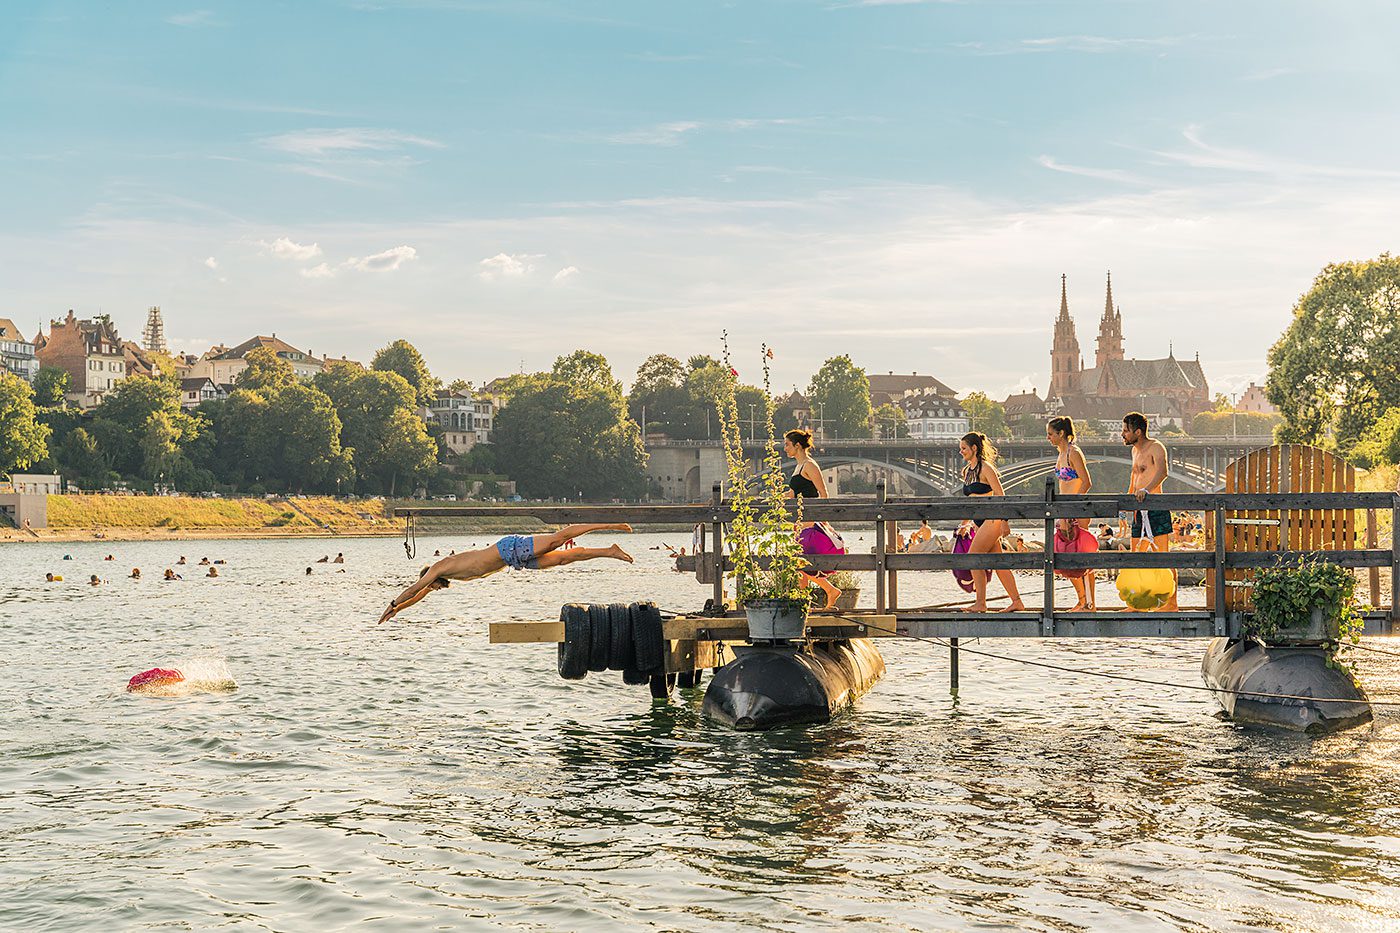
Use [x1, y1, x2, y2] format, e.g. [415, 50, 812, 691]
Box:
[3, 534, 1400, 930]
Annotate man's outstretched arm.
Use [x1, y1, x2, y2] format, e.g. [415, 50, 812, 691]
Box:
[378, 566, 448, 623]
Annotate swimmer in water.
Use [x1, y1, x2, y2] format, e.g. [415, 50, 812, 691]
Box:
[164, 568, 181, 581]
[333, 553, 344, 564]
[177, 556, 186, 565]
[127, 668, 184, 693]
[90, 574, 102, 586]
[306, 566, 313, 575]
[207, 566, 219, 577]
[378, 523, 635, 623]
[130, 568, 141, 579]
[45, 572, 56, 582]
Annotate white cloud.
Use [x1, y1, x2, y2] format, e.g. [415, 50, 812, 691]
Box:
[346, 245, 417, 272]
[300, 263, 334, 279]
[956, 35, 1195, 55]
[166, 10, 221, 27]
[204, 256, 219, 270]
[261, 128, 443, 158]
[478, 252, 541, 281]
[607, 118, 804, 147]
[260, 237, 323, 261]
[553, 265, 579, 282]
[1037, 155, 1151, 186]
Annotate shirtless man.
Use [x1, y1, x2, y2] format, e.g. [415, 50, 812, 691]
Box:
[377, 523, 634, 623]
[1122, 411, 1176, 610]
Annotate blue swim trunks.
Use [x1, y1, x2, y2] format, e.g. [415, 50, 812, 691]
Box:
[495, 534, 539, 570]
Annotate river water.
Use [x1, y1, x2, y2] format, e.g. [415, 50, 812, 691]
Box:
[4, 533, 1400, 931]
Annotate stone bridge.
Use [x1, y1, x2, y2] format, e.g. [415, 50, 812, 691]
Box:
[643, 436, 1277, 500]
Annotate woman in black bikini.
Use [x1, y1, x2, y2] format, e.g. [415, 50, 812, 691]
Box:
[960, 431, 1025, 612]
[782, 428, 843, 609]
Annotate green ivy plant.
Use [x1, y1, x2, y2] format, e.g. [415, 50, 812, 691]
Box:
[715, 334, 807, 605]
[1247, 557, 1366, 673]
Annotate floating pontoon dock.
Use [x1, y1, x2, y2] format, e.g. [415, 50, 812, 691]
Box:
[397, 457, 1400, 733]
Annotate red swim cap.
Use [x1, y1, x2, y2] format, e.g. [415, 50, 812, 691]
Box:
[127, 668, 184, 691]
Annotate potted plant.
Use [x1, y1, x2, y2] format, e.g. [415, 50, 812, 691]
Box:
[1247, 558, 1365, 651]
[715, 335, 809, 641]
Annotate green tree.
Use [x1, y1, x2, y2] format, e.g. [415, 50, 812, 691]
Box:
[317, 368, 435, 493]
[1189, 410, 1282, 437]
[552, 349, 621, 394]
[235, 346, 295, 391]
[807, 356, 872, 438]
[1353, 407, 1400, 468]
[266, 382, 355, 492]
[0, 372, 51, 474]
[372, 339, 441, 407]
[1267, 254, 1400, 449]
[88, 375, 184, 476]
[57, 427, 109, 488]
[961, 392, 1008, 437]
[493, 373, 645, 499]
[446, 378, 473, 394]
[32, 366, 71, 408]
[627, 354, 686, 435]
[139, 410, 184, 482]
[872, 402, 908, 439]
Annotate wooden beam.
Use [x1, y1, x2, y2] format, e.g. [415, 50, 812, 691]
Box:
[661, 613, 898, 641]
[490, 620, 564, 643]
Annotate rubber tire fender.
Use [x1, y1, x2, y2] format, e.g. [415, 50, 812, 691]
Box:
[622, 669, 650, 686]
[649, 673, 676, 699]
[607, 602, 635, 671]
[630, 601, 665, 674]
[677, 669, 704, 689]
[587, 604, 612, 672]
[557, 603, 590, 680]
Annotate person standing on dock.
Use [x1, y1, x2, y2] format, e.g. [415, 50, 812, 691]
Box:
[377, 523, 635, 623]
[783, 428, 844, 609]
[1048, 416, 1096, 611]
[1122, 411, 1177, 611]
[959, 432, 1026, 613]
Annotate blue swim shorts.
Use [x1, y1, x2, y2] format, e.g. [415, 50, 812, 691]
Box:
[496, 534, 539, 570]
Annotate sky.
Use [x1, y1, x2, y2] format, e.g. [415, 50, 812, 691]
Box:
[3, 1, 1399, 401]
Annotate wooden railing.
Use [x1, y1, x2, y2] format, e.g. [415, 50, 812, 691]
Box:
[395, 479, 1400, 639]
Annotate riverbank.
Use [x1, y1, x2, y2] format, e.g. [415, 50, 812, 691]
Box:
[0, 494, 555, 543]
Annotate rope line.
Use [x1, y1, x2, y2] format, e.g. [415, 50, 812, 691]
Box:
[856, 620, 1400, 708]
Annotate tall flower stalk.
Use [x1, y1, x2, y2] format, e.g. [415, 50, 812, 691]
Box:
[715, 334, 806, 603]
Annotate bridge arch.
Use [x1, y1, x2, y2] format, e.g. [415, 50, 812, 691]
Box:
[993, 456, 1221, 493]
[822, 456, 951, 495]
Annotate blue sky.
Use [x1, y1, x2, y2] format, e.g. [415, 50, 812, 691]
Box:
[3, 1, 1399, 400]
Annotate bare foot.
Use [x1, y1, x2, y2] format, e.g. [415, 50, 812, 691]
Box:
[611, 523, 634, 533]
[1069, 601, 1087, 611]
[963, 604, 987, 613]
[606, 544, 634, 563]
[1000, 602, 1026, 612]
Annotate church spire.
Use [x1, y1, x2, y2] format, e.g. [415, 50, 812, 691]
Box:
[1094, 270, 1124, 369]
[1050, 273, 1082, 401]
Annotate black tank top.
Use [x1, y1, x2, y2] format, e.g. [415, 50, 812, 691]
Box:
[789, 464, 820, 498]
[963, 461, 992, 527]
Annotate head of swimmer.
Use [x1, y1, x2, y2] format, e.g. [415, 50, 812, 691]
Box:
[1046, 416, 1074, 447]
[959, 431, 996, 466]
[782, 428, 813, 459]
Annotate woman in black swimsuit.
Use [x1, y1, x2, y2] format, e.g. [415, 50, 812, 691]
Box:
[960, 432, 1025, 612]
[783, 428, 843, 609]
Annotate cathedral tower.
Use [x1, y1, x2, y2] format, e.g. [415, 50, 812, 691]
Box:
[1095, 271, 1124, 369]
[1049, 274, 1082, 400]
[142, 306, 167, 353]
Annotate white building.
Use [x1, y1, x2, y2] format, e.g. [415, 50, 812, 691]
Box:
[0, 318, 39, 383]
[179, 376, 225, 409]
[899, 390, 970, 440]
[187, 334, 324, 385]
[424, 389, 494, 454]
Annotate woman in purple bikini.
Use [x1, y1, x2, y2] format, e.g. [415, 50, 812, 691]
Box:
[1047, 416, 1097, 610]
[960, 432, 1025, 612]
[783, 428, 844, 609]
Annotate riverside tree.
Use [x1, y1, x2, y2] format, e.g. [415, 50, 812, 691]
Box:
[808, 356, 872, 438]
[492, 352, 645, 499]
[372, 339, 441, 408]
[315, 363, 436, 495]
[1267, 254, 1400, 449]
[961, 392, 1008, 438]
[32, 366, 71, 408]
[0, 371, 50, 474]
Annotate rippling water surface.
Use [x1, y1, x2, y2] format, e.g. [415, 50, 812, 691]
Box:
[4, 533, 1400, 931]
